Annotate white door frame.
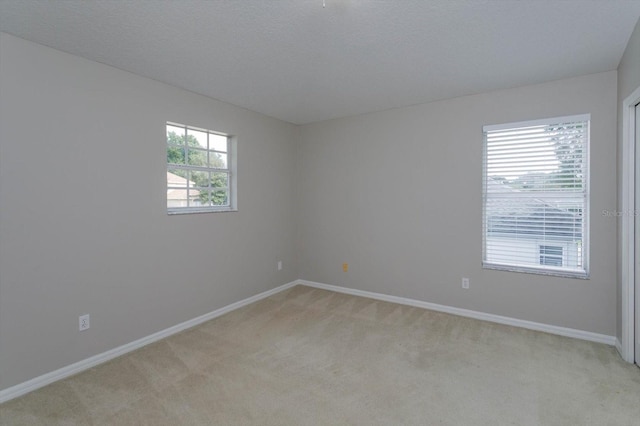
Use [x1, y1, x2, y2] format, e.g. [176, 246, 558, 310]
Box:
[621, 85, 640, 364]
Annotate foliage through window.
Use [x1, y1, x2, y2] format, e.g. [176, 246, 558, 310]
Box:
[482, 115, 589, 278]
[166, 122, 234, 213]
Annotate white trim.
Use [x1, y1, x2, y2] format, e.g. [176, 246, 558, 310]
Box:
[620, 85, 640, 363]
[299, 280, 616, 346]
[0, 280, 298, 404]
[0, 277, 619, 404]
[616, 337, 623, 356]
[167, 207, 237, 215]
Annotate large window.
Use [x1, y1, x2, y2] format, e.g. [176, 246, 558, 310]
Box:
[482, 114, 589, 278]
[166, 122, 235, 214]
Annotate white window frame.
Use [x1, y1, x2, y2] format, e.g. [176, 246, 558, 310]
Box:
[482, 114, 590, 279]
[166, 122, 237, 214]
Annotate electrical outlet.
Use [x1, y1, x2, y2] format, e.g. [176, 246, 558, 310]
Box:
[343, 263, 348, 272]
[462, 277, 470, 289]
[79, 314, 90, 331]
[277, 260, 282, 271]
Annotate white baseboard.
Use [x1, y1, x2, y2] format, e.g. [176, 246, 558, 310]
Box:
[298, 280, 617, 346]
[0, 280, 298, 404]
[615, 338, 623, 356]
[1, 278, 617, 404]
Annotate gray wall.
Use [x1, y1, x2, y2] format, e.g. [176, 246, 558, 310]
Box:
[297, 71, 618, 336]
[0, 28, 627, 393]
[0, 33, 298, 390]
[617, 19, 640, 341]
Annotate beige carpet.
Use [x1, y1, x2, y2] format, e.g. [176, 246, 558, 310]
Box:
[1, 285, 639, 425]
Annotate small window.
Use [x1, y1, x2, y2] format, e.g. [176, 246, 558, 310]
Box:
[482, 114, 589, 278]
[166, 122, 236, 214]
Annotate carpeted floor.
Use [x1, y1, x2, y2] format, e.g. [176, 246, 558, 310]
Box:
[1, 285, 639, 425]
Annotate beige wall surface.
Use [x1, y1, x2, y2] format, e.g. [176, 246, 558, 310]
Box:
[0, 33, 299, 390]
[297, 71, 618, 336]
[616, 19, 640, 341]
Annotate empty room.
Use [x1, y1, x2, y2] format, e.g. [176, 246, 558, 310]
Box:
[1, 1, 640, 424]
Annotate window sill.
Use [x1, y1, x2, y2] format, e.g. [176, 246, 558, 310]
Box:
[167, 208, 238, 215]
[483, 262, 590, 279]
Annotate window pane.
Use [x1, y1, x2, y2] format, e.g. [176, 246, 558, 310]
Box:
[167, 125, 185, 143]
[167, 145, 186, 165]
[209, 133, 227, 152]
[189, 170, 209, 187]
[193, 189, 229, 206]
[191, 188, 211, 207]
[167, 169, 189, 187]
[485, 121, 587, 193]
[540, 246, 563, 256]
[211, 172, 228, 189]
[540, 245, 563, 267]
[211, 190, 229, 206]
[540, 256, 563, 267]
[188, 188, 203, 207]
[210, 152, 227, 168]
[167, 188, 189, 208]
[187, 148, 208, 167]
[187, 129, 208, 149]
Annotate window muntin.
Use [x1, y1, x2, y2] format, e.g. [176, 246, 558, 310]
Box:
[482, 114, 589, 278]
[166, 122, 234, 213]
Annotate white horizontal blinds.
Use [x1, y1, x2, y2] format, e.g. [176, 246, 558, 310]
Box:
[483, 115, 589, 277]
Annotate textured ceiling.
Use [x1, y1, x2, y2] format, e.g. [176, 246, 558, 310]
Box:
[1, 1, 639, 124]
